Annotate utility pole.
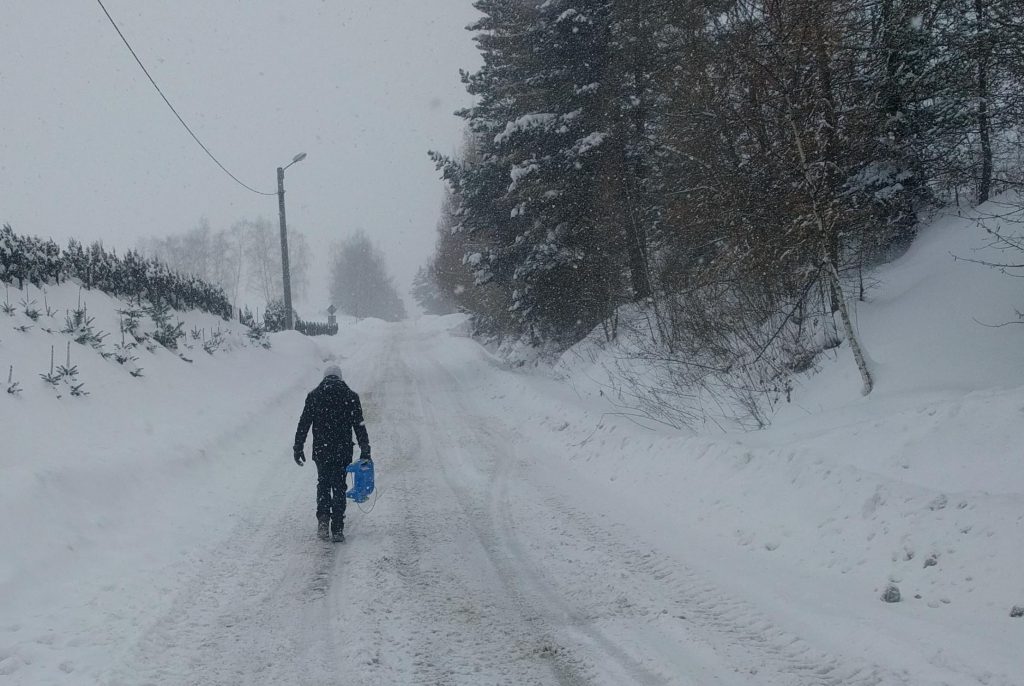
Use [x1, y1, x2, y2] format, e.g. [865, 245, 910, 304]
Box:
[277, 166, 294, 330]
[276, 152, 306, 331]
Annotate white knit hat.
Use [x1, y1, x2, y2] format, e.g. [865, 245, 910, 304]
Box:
[323, 364, 343, 380]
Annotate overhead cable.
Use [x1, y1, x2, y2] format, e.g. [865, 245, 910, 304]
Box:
[94, 0, 275, 196]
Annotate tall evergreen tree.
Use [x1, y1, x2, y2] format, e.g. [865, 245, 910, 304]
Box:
[436, 0, 649, 344]
[329, 231, 406, 322]
[411, 264, 456, 316]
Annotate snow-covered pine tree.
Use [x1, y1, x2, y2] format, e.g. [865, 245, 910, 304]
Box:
[846, 0, 945, 260]
[328, 231, 406, 322]
[439, 0, 636, 345]
[431, 1, 542, 339]
[411, 264, 456, 315]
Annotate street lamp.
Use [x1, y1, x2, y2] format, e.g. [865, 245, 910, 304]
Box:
[277, 152, 306, 330]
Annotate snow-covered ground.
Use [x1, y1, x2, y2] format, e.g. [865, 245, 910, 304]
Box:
[1, 199, 1023, 685]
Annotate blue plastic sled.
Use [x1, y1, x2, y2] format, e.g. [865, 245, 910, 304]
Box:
[346, 459, 375, 503]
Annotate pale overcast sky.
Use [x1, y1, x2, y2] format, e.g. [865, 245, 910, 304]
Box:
[1, 1, 480, 309]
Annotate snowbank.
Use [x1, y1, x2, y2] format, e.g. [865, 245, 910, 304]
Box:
[0, 281, 328, 592]
[457, 197, 1024, 682]
[0, 279, 399, 682]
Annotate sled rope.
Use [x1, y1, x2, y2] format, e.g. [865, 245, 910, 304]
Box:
[343, 486, 382, 538]
[355, 486, 382, 515]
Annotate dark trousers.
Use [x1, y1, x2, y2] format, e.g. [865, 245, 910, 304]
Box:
[315, 459, 348, 532]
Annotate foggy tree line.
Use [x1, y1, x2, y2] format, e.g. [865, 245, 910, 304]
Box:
[428, 0, 1024, 426]
[330, 230, 406, 322]
[144, 219, 406, 324]
[0, 223, 233, 318]
[140, 218, 311, 309]
[411, 261, 458, 316]
[3, 217, 408, 332]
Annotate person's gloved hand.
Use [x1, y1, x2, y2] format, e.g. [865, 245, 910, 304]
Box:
[294, 447, 306, 466]
[360, 449, 372, 463]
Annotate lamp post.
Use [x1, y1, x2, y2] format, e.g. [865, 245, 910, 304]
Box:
[277, 152, 306, 330]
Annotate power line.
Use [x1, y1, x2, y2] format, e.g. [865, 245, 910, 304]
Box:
[94, 0, 275, 196]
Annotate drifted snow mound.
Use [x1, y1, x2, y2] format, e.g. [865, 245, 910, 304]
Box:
[413, 312, 472, 336]
[794, 194, 1024, 403]
[0, 279, 328, 589]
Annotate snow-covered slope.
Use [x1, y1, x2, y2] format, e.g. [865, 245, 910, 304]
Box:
[0, 282, 399, 683]
[0, 283, 325, 597]
[499, 196, 1024, 682]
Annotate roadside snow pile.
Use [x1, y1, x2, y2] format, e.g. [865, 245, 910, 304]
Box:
[461, 196, 1024, 682]
[0, 279, 327, 591]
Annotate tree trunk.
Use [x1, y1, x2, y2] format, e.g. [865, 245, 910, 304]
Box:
[622, 183, 652, 301]
[785, 99, 875, 396]
[620, 0, 652, 302]
[975, 0, 993, 203]
[827, 261, 874, 396]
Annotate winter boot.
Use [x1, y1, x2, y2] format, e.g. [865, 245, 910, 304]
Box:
[331, 530, 345, 543]
[317, 517, 330, 541]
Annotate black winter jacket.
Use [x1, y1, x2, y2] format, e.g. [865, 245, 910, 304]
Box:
[294, 377, 370, 463]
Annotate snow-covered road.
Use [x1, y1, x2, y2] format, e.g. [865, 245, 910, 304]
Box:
[4, 319, 1013, 685]
[101, 325, 877, 685]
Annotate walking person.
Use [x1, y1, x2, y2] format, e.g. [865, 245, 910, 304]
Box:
[293, 364, 371, 542]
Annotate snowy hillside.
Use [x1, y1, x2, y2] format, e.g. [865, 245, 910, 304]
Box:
[0, 282, 325, 590]
[526, 197, 1024, 680]
[1, 200, 1022, 685]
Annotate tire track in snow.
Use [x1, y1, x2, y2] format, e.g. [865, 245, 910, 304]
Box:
[103, 439, 347, 685]
[398, 340, 654, 685]
[412, 330, 908, 686]
[496, 447, 910, 685]
[421, 357, 676, 685]
[351, 339, 585, 685]
[515, 487, 900, 686]
[100, 346, 380, 685]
